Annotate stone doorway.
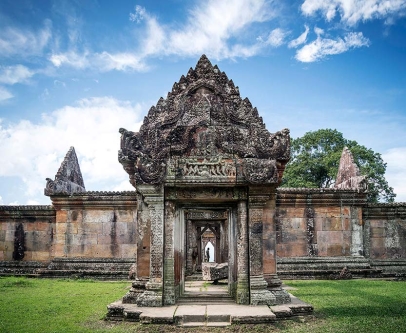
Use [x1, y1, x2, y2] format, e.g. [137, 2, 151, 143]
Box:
[176, 207, 235, 303]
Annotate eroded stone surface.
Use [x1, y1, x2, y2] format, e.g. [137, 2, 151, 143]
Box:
[44, 147, 85, 196]
[118, 55, 290, 187]
[202, 263, 228, 282]
[335, 147, 367, 191]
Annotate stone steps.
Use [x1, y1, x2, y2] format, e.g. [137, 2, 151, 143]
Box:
[178, 290, 234, 304]
[106, 295, 314, 326]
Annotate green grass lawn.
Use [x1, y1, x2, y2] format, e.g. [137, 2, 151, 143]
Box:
[0, 277, 405, 333]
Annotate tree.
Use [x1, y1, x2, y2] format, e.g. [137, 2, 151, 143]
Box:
[281, 129, 396, 203]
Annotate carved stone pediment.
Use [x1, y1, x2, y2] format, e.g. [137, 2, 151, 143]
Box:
[44, 147, 86, 196]
[119, 55, 290, 186]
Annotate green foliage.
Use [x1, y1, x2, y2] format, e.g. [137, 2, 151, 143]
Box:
[282, 129, 396, 203]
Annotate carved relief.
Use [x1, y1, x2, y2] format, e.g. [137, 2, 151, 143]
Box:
[118, 55, 290, 186]
[186, 210, 228, 220]
[165, 187, 247, 200]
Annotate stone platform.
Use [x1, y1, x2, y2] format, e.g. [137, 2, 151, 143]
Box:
[106, 294, 313, 326]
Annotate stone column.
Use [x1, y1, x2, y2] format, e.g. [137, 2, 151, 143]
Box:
[248, 186, 276, 305]
[136, 185, 164, 307]
[263, 190, 291, 304]
[163, 200, 176, 305]
[236, 200, 249, 304]
[350, 206, 364, 256]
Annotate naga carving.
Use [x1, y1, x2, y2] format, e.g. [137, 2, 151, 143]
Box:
[119, 55, 290, 186]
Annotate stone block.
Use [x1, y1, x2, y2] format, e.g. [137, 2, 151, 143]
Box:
[90, 244, 116, 258]
[0, 230, 5, 242]
[371, 227, 386, 238]
[277, 243, 307, 257]
[78, 222, 103, 234]
[70, 210, 83, 222]
[32, 251, 51, 261]
[326, 207, 341, 218]
[83, 210, 114, 223]
[286, 208, 305, 219]
[341, 207, 350, 217]
[5, 230, 14, 241]
[24, 251, 33, 260]
[371, 237, 385, 248]
[371, 247, 386, 258]
[119, 244, 137, 258]
[65, 221, 78, 234]
[202, 262, 228, 281]
[116, 210, 136, 223]
[54, 244, 67, 257]
[343, 217, 351, 231]
[322, 218, 342, 231]
[370, 220, 386, 228]
[263, 258, 276, 274]
[317, 231, 343, 245]
[56, 210, 68, 223]
[72, 234, 98, 246]
[327, 244, 344, 256]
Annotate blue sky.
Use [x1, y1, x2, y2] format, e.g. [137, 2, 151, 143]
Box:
[0, 0, 406, 205]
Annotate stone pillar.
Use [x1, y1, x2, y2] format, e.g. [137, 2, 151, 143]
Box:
[236, 200, 249, 304]
[263, 190, 291, 304]
[136, 185, 164, 307]
[351, 206, 364, 256]
[248, 186, 276, 305]
[163, 200, 176, 305]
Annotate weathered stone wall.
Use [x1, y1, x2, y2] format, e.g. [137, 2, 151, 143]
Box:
[0, 206, 55, 262]
[50, 192, 137, 259]
[275, 189, 366, 258]
[364, 203, 406, 259]
[1, 189, 406, 279]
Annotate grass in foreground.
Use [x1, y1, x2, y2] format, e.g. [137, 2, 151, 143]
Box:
[0, 277, 405, 333]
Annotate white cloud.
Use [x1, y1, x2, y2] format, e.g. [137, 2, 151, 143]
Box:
[383, 147, 406, 202]
[288, 25, 309, 48]
[129, 5, 146, 23]
[314, 26, 324, 36]
[295, 32, 370, 62]
[49, 50, 148, 72]
[49, 0, 278, 71]
[266, 28, 288, 47]
[0, 196, 3, 205]
[0, 97, 143, 202]
[49, 51, 90, 69]
[0, 86, 13, 102]
[0, 20, 52, 57]
[0, 65, 35, 85]
[301, 0, 406, 26]
[95, 52, 147, 72]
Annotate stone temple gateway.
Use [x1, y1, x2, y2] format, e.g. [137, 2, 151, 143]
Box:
[118, 55, 291, 306]
[1, 55, 406, 318]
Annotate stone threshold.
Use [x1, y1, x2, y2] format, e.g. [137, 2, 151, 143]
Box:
[106, 294, 313, 326]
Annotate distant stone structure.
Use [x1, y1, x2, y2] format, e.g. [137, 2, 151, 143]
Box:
[335, 147, 367, 191]
[44, 147, 85, 196]
[0, 55, 405, 308]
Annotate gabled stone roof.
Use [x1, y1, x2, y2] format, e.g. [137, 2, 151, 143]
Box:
[119, 55, 290, 186]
